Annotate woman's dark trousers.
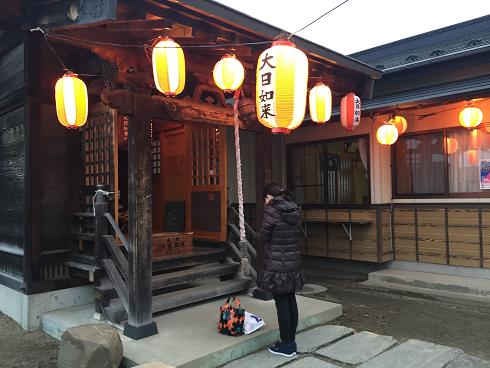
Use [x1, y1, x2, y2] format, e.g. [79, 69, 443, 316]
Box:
[272, 292, 298, 343]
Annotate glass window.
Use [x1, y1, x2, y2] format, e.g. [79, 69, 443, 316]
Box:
[394, 132, 445, 196]
[288, 137, 370, 206]
[448, 129, 490, 194]
[393, 128, 490, 197]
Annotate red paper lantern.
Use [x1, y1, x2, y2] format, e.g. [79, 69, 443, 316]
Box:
[340, 93, 361, 131]
[468, 150, 478, 166]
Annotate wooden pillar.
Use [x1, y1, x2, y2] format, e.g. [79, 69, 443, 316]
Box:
[253, 126, 273, 300]
[123, 94, 158, 339]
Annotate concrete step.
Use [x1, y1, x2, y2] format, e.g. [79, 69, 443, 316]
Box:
[362, 269, 490, 304]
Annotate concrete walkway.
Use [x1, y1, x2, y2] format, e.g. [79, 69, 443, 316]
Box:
[224, 325, 490, 368]
[41, 295, 342, 368]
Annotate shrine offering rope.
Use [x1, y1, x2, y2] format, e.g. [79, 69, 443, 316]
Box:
[233, 90, 246, 242]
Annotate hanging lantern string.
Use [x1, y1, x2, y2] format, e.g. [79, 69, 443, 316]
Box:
[30, 1, 352, 51]
[288, 0, 351, 38]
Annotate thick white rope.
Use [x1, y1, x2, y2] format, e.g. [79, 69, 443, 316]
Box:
[92, 189, 114, 216]
[233, 90, 246, 242]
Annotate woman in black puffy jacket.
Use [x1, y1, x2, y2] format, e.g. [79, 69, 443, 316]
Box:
[259, 183, 304, 357]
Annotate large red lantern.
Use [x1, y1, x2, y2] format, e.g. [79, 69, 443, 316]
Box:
[340, 93, 361, 131]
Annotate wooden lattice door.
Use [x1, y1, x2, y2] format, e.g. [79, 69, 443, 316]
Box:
[186, 125, 227, 241]
[81, 105, 118, 220]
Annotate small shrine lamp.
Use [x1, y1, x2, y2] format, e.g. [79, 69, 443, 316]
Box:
[459, 106, 483, 129]
[256, 40, 308, 134]
[340, 93, 361, 131]
[55, 72, 88, 129]
[152, 37, 185, 96]
[213, 54, 245, 93]
[309, 82, 332, 124]
[376, 123, 399, 146]
[390, 115, 408, 136]
[446, 137, 459, 155]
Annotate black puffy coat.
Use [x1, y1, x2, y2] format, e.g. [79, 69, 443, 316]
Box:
[259, 196, 305, 294]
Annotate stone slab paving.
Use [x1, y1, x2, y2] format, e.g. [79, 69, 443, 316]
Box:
[445, 354, 490, 368]
[358, 339, 463, 368]
[316, 331, 397, 365]
[283, 356, 340, 368]
[296, 325, 354, 353]
[222, 349, 297, 368]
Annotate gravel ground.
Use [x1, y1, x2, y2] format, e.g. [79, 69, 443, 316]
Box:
[0, 313, 58, 368]
[307, 273, 490, 361]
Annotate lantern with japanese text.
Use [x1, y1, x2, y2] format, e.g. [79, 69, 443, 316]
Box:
[446, 137, 459, 155]
[55, 72, 88, 129]
[309, 82, 332, 124]
[469, 129, 483, 150]
[256, 40, 308, 134]
[390, 115, 407, 135]
[468, 149, 478, 166]
[459, 107, 483, 128]
[340, 93, 361, 131]
[152, 37, 185, 96]
[376, 124, 399, 146]
[213, 54, 245, 93]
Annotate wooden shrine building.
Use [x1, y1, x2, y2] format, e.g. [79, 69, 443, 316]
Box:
[0, 0, 380, 338]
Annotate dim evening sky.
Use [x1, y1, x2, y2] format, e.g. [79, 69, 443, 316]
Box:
[215, 0, 490, 55]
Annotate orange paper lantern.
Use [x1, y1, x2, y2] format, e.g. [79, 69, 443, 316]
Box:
[309, 82, 332, 124]
[55, 72, 88, 129]
[390, 116, 407, 135]
[152, 37, 186, 96]
[213, 54, 245, 93]
[340, 93, 361, 131]
[445, 137, 459, 155]
[459, 107, 483, 128]
[468, 150, 478, 166]
[376, 124, 399, 146]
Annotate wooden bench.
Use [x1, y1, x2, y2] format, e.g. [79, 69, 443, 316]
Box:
[303, 219, 373, 241]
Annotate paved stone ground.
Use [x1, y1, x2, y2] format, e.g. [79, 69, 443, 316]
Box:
[223, 325, 490, 368]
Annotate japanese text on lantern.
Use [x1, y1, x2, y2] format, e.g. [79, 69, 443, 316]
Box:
[258, 52, 275, 120]
[354, 96, 361, 125]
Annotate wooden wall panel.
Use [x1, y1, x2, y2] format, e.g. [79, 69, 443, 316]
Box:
[0, 107, 25, 253]
[381, 208, 393, 262]
[416, 209, 446, 264]
[304, 223, 326, 257]
[393, 208, 417, 261]
[481, 210, 490, 268]
[447, 209, 480, 267]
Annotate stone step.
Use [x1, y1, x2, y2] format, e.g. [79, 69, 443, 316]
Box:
[362, 269, 490, 304]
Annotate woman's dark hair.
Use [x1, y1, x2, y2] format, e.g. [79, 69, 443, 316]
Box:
[263, 182, 296, 202]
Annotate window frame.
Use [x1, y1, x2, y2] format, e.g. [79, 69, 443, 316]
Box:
[286, 134, 372, 209]
[392, 126, 490, 199]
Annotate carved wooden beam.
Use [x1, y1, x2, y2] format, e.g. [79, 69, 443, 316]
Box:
[100, 88, 236, 126]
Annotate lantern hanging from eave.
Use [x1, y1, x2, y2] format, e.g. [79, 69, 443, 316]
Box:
[309, 82, 332, 124]
[469, 128, 483, 150]
[256, 40, 308, 134]
[376, 124, 399, 146]
[152, 37, 185, 96]
[213, 54, 245, 93]
[340, 93, 361, 131]
[390, 115, 407, 136]
[468, 149, 479, 166]
[446, 137, 459, 155]
[55, 72, 88, 129]
[459, 106, 483, 128]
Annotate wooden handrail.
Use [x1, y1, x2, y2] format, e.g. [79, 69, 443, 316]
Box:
[228, 224, 257, 258]
[103, 235, 129, 281]
[104, 213, 129, 251]
[102, 259, 129, 312]
[228, 206, 257, 240]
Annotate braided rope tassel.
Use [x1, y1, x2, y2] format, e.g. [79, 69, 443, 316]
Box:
[233, 89, 246, 242]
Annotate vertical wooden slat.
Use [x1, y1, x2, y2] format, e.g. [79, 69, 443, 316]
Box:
[445, 207, 450, 265]
[479, 208, 484, 268]
[415, 207, 419, 262]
